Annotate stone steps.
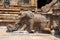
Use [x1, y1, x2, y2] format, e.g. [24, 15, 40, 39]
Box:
[0, 7, 20, 25]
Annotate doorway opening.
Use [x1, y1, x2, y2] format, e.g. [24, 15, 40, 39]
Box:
[37, 0, 52, 8]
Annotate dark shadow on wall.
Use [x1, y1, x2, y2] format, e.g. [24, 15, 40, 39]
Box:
[37, 0, 52, 8]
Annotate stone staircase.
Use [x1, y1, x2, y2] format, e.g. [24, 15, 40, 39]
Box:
[0, 7, 20, 25]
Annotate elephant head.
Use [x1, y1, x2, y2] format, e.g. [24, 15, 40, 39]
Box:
[19, 11, 34, 19]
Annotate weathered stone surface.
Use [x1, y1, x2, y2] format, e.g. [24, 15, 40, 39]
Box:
[19, 11, 49, 32]
[0, 26, 60, 40]
[41, 0, 57, 12]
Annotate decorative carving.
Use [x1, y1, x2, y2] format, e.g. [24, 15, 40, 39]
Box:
[4, 0, 10, 8]
[41, 0, 57, 12]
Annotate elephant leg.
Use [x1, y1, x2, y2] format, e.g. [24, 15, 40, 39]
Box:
[28, 19, 35, 33]
[40, 22, 47, 30]
[40, 22, 51, 33]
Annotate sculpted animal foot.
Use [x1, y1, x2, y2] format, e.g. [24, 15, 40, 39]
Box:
[29, 30, 35, 33]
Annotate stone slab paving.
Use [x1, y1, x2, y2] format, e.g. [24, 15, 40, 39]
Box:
[0, 26, 60, 40]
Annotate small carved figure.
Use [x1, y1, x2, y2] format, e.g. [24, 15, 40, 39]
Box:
[6, 24, 19, 32]
[4, 0, 10, 8]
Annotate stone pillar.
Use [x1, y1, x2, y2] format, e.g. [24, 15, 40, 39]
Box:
[10, 0, 18, 5]
[35, 0, 37, 13]
[31, 0, 35, 6]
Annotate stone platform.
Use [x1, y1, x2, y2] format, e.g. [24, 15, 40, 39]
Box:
[0, 26, 60, 40]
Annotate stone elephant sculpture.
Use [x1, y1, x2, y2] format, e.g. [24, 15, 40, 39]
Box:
[6, 10, 50, 33]
[19, 10, 50, 33]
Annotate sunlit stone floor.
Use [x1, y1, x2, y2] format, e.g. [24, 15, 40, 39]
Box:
[0, 26, 60, 40]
